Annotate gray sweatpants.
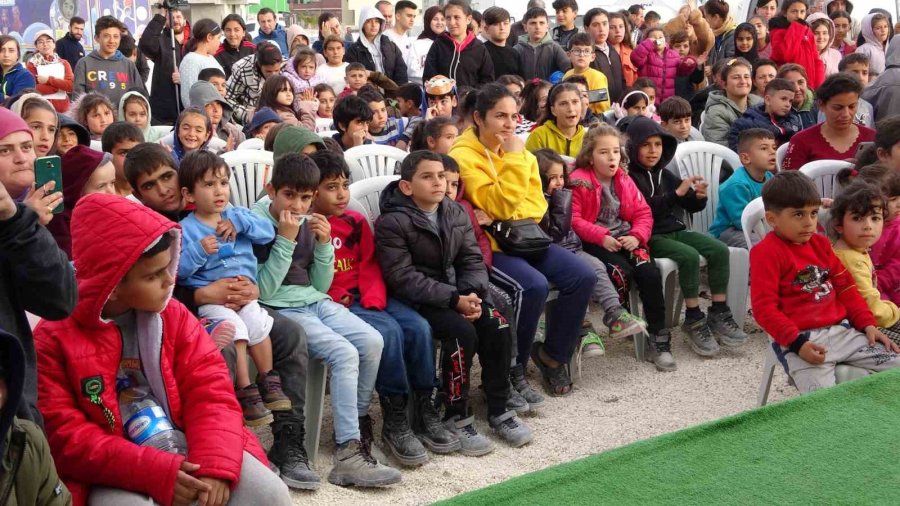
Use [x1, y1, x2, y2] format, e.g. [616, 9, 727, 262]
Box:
[88, 451, 292, 506]
[776, 322, 900, 393]
[575, 249, 626, 326]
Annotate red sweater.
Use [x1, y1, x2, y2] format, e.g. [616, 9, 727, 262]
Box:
[750, 232, 876, 350]
[782, 123, 876, 171]
[327, 210, 388, 310]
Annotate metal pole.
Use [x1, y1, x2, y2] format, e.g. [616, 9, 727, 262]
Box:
[167, 6, 182, 115]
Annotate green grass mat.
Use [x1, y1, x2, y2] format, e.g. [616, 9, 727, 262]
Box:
[441, 368, 900, 505]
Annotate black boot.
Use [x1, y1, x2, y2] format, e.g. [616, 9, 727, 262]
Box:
[379, 395, 428, 466]
[268, 420, 321, 490]
[411, 390, 460, 454]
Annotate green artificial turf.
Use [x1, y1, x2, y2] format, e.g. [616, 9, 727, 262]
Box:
[440, 368, 900, 505]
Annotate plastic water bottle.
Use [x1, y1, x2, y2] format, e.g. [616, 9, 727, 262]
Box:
[118, 380, 188, 456]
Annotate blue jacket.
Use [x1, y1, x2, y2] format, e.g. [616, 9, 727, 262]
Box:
[709, 166, 772, 238]
[253, 24, 289, 56]
[177, 207, 276, 288]
[55, 32, 86, 70]
[0, 63, 36, 102]
[727, 103, 803, 152]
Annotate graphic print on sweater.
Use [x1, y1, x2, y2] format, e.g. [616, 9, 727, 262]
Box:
[793, 265, 833, 301]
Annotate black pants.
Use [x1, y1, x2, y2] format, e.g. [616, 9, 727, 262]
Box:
[419, 302, 511, 418]
[583, 244, 667, 334]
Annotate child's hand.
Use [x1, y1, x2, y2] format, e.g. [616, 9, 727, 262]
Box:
[676, 175, 703, 197]
[693, 179, 708, 198]
[464, 301, 483, 321]
[198, 477, 230, 506]
[277, 210, 301, 241]
[173, 461, 210, 506]
[216, 219, 237, 242]
[301, 88, 316, 102]
[498, 133, 525, 153]
[200, 235, 219, 255]
[618, 235, 640, 251]
[309, 213, 331, 244]
[350, 128, 369, 147]
[798, 340, 827, 365]
[864, 326, 900, 353]
[456, 293, 482, 320]
[340, 294, 353, 306]
[426, 106, 438, 120]
[820, 198, 833, 209]
[244, 107, 256, 124]
[474, 209, 493, 226]
[602, 235, 622, 252]
[224, 132, 235, 152]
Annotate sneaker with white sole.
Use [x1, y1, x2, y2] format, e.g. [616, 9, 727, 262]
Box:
[606, 311, 647, 339]
[442, 415, 494, 457]
[646, 330, 677, 372]
[708, 308, 749, 347]
[489, 410, 533, 448]
[682, 316, 720, 357]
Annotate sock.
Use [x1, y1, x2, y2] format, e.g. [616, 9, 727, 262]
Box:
[685, 306, 704, 322]
[710, 301, 729, 313]
[488, 405, 506, 419]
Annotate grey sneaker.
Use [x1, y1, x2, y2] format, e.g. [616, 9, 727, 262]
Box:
[510, 363, 545, 409]
[327, 440, 402, 488]
[708, 308, 749, 347]
[489, 410, 533, 448]
[505, 380, 530, 413]
[681, 316, 720, 357]
[646, 330, 677, 372]
[442, 415, 494, 457]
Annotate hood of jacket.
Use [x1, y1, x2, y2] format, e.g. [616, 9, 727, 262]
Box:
[117, 90, 153, 139]
[888, 34, 900, 67]
[272, 125, 325, 159]
[286, 24, 304, 47]
[58, 114, 91, 147]
[626, 116, 677, 172]
[358, 5, 386, 32]
[825, 0, 854, 13]
[87, 48, 126, 62]
[518, 31, 553, 47]
[188, 81, 233, 120]
[0, 329, 24, 455]
[861, 13, 886, 47]
[807, 12, 836, 50]
[69, 193, 180, 329]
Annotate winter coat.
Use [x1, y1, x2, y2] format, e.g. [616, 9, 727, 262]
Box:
[0, 63, 36, 102]
[862, 34, 900, 123]
[569, 166, 654, 247]
[449, 127, 548, 252]
[484, 41, 522, 81]
[225, 53, 281, 125]
[807, 13, 842, 76]
[34, 194, 267, 506]
[591, 44, 626, 103]
[525, 120, 585, 158]
[709, 27, 735, 68]
[117, 90, 170, 143]
[702, 90, 763, 147]
[326, 210, 387, 309]
[55, 32, 85, 71]
[612, 43, 638, 88]
[871, 217, 900, 304]
[253, 24, 289, 56]
[0, 330, 71, 506]
[631, 39, 697, 103]
[727, 103, 803, 151]
[376, 180, 488, 308]
[283, 53, 325, 110]
[0, 204, 76, 426]
[856, 13, 890, 77]
[626, 117, 706, 235]
[139, 13, 189, 124]
[769, 16, 826, 90]
[214, 40, 256, 79]
[26, 57, 73, 113]
[423, 32, 495, 88]
[345, 7, 408, 85]
[541, 188, 580, 251]
[514, 33, 572, 81]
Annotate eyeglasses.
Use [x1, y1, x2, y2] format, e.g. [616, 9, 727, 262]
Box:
[569, 49, 592, 56]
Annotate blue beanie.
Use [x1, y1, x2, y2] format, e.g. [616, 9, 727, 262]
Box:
[247, 107, 283, 136]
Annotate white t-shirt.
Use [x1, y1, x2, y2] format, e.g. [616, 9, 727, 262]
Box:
[384, 29, 412, 63]
[407, 38, 434, 85]
[316, 63, 349, 94]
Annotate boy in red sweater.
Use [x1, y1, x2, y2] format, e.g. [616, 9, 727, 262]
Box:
[309, 150, 459, 466]
[751, 171, 900, 393]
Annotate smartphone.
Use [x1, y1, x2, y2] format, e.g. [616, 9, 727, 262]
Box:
[588, 88, 609, 104]
[855, 141, 874, 158]
[34, 156, 63, 214]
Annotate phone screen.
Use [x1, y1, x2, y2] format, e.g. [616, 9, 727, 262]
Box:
[34, 156, 64, 214]
[855, 141, 874, 158]
[588, 88, 609, 104]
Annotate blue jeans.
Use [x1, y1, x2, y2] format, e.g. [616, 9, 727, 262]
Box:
[278, 299, 383, 444]
[492, 244, 597, 365]
[350, 298, 437, 396]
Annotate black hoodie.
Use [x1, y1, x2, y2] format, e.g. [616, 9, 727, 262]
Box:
[626, 117, 707, 235]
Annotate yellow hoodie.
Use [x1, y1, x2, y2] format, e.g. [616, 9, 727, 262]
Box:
[450, 127, 548, 252]
[524, 120, 585, 158]
[833, 247, 900, 328]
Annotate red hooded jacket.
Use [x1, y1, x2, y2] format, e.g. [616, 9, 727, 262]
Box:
[769, 17, 826, 90]
[34, 194, 266, 506]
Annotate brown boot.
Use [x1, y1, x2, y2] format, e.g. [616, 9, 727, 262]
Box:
[257, 370, 292, 411]
[236, 384, 273, 427]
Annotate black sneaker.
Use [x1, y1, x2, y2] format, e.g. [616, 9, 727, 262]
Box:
[268, 420, 320, 490]
[681, 316, 720, 357]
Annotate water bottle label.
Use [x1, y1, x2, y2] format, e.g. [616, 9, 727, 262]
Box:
[125, 406, 175, 445]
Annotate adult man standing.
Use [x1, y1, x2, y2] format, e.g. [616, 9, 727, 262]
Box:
[55, 16, 86, 70]
[628, 5, 644, 47]
[253, 8, 289, 57]
[376, 0, 395, 29]
[139, 6, 189, 125]
[384, 0, 417, 63]
[345, 6, 408, 85]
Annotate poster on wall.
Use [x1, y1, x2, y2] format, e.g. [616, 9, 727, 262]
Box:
[0, 0, 157, 48]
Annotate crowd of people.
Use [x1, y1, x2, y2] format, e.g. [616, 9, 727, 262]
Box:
[3, 0, 900, 503]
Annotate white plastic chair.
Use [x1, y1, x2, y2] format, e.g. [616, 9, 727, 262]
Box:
[304, 358, 328, 461]
[315, 117, 334, 133]
[799, 160, 853, 199]
[345, 145, 408, 182]
[222, 150, 275, 208]
[349, 175, 399, 224]
[237, 137, 265, 150]
[740, 197, 769, 249]
[319, 130, 339, 140]
[775, 143, 789, 172]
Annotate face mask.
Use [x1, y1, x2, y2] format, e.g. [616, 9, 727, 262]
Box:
[655, 37, 666, 46]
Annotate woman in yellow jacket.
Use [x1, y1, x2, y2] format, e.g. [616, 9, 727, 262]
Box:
[449, 83, 596, 397]
[524, 82, 586, 158]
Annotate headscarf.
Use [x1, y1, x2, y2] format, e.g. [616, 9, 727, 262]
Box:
[734, 23, 760, 65]
[419, 6, 443, 40]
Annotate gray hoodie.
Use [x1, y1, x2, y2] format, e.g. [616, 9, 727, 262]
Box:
[856, 13, 890, 76]
[862, 34, 900, 123]
[72, 49, 147, 105]
[117, 90, 169, 142]
[514, 32, 571, 80]
[188, 81, 245, 145]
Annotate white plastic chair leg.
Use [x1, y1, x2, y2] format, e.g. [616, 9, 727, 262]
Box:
[758, 343, 778, 407]
[726, 247, 750, 329]
[304, 358, 328, 462]
[628, 287, 646, 362]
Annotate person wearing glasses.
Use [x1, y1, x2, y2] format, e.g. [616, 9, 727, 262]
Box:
[179, 19, 225, 108]
[26, 30, 74, 113]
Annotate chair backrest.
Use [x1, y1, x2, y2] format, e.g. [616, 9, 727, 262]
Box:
[222, 150, 275, 208]
[345, 144, 408, 182]
[740, 197, 769, 249]
[315, 117, 334, 133]
[349, 175, 399, 224]
[673, 141, 742, 235]
[319, 130, 339, 140]
[799, 160, 853, 199]
[237, 137, 265, 150]
[775, 143, 788, 172]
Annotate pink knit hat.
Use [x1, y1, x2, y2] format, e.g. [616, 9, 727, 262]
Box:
[0, 107, 32, 141]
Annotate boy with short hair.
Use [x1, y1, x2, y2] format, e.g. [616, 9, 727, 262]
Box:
[198, 67, 228, 98]
[659, 96, 702, 143]
[710, 128, 777, 248]
[332, 94, 374, 150]
[340, 62, 370, 97]
[670, 30, 704, 100]
[34, 193, 291, 505]
[394, 83, 425, 150]
[309, 150, 458, 466]
[358, 85, 403, 146]
[563, 32, 610, 113]
[252, 153, 400, 488]
[482, 7, 522, 79]
[727, 78, 803, 152]
[643, 11, 661, 30]
[776, 64, 818, 130]
[73, 15, 146, 104]
[101, 121, 144, 198]
[515, 7, 572, 80]
[584, 7, 625, 103]
[840, 53, 871, 86]
[124, 142, 183, 220]
[424, 75, 458, 119]
[375, 151, 534, 456]
[552, 0, 580, 50]
[751, 171, 900, 393]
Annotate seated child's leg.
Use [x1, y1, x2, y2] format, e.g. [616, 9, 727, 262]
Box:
[199, 304, 252, 386]
[647, 232, 703, 301]
[348, 301, 410, 397]
[471, 302, 513, 418]
[717, 227, 749, 249]
[831, 325, 900, 377]
[575, 249, 645, 337]
[88, 487, 156, 505]
[488, 276, 521, 364]
[417, 305, 478, 418]
[585, 243, 667, 334]
[490, 255, 550, 367]
[779, 326, 843, 393]
[226, 451, 293, 506]
[675, 230, 730, 298]
[383, 298, 437, 393]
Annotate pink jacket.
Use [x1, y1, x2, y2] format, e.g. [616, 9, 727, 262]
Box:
[630, 38, 697, 103]
[569, 167, 654, 247]
[871, 218, 900, 304]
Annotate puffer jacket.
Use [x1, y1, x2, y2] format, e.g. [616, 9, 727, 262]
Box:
[631, 38, 697, 103]
[701, 90, 763, 147]
[540, 188, 581, 251]
[862, 34, 900, 122]
[569, 166, 653, 247]
[769, 16, 825, 89]
[726, 102, 803, 152]
[375, 180, 488, 309]
[856, 12, 890, 76]
[807, 13, 843, 76]
[214, 40, 256, 79]
[283, 52, 324, 109]
[345, 6, 408, 85]
[514, 32, 572, 80]
[423, 31, 495, 88]
[524, 120, 585, 158]
[34, 194, 267, 506]
[0, 63, 36, 102]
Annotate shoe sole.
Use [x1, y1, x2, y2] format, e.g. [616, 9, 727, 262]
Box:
[682, 329, 720, 357]
[264, 399, 293, 411]
[492, 429, 534, 448]
[281, 475, 322, 491]
[383, 436, 429, 467]
[581, 349, 605, 358]
[327, 472, 402, 488]
[457, 444, 495, 457]
[647, 356, 678, 372]
[416, 435, 462, 454]
[244, 413, 274, 427]
[609, 322, 647, 340]
[507, 402, 531, 414]
[716, 333, 749, 348]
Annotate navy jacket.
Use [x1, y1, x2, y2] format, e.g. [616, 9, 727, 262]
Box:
[727, 103, 804, 152]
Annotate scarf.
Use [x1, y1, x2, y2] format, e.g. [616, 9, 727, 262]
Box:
[713, 16, 736, 38]
[28, 51, 59, 67]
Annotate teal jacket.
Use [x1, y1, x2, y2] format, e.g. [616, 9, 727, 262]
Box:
[709, 166, 772, 238]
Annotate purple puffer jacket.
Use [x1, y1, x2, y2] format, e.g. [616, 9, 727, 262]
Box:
[631, 38, 697, 103]
[283, 53, 324, 112]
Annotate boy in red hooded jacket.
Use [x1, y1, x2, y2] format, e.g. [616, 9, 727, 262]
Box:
[34, 193, 291, 506]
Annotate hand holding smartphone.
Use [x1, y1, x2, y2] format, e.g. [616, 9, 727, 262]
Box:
[34, 156, 63, 214]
